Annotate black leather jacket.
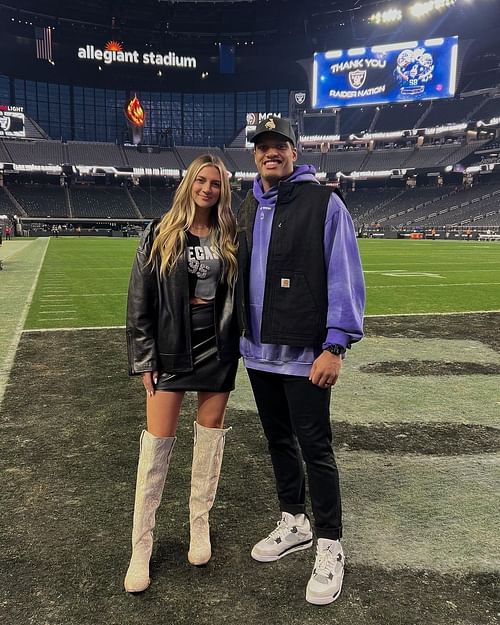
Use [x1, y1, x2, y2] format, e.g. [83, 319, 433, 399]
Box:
[126, 220, 239, 376]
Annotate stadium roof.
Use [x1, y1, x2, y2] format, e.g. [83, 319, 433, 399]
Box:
[1, 0, 499, 92]
[1, 0, 409, 40]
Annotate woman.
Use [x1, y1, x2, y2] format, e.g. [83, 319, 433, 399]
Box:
[125, 154, 239, 593]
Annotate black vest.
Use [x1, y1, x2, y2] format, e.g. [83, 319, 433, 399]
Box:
[237, 182, 345, 347]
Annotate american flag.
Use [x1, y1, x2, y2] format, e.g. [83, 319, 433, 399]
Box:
[35, 26, 53, 62]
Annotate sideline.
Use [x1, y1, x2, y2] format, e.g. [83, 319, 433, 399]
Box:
[0, 239, 37, 261]
[0, 238, 50, 409]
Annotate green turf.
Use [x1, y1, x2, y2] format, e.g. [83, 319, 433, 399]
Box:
[360, 239, 500, 315]
[22, 238, 500, 329]
[25, 237, 138, 329]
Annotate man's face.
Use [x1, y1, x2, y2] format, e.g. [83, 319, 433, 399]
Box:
[254, 133, 297, 191]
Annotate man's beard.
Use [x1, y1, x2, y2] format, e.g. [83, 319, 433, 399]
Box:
[262, 173, 282, 188]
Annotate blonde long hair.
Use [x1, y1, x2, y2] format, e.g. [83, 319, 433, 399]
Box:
[149, 154, 237, 286]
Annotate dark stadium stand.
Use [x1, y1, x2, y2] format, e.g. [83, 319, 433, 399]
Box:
[123, 147, 181, 170]
[303, 115, 338, 136]
[66, 142, 127, 167]
[129, 186, 173, 219]
[343, 188, 406, 222]
[0, 187, 16, 214]
[296, 150, 323, 170]
[401, 141, 488, 169]
[374, 183, 500, 229]
[363, 148, 414, 171]
[359, 186, 454, 225]
[223, 148, 256, 172]
[372, 102, 429, 132]
[339, 108, 374, 136]
[3, 140, 65, 166]
[419, 95, 488, 126]
[474, 96, 500, 121]
[175, 146, 233, 171]
[463, 69, 500, 92]
[0, 141, 11, 163]
[324, 149, 368, 174]
[69, 186, 137, 219]
[8, 184, 69, 218]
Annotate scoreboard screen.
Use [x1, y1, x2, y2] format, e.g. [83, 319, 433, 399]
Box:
[313, 36, 458, 109]
[0, 109, 26, 138]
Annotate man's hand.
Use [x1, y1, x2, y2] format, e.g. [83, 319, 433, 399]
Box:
[142, 371, 159, 397]
[309, 351, 342, 388]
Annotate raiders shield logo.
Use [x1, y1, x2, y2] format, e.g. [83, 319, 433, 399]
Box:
[349, 70, 367, 89]
[294, 92, 306, 105]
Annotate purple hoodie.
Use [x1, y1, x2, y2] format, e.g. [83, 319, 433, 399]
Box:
[240, 164, 365, 376]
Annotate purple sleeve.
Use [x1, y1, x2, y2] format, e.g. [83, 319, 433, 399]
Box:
[322, 193, 365, 350]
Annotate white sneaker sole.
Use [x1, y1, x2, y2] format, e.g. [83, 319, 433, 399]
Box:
[251, 539, 313, 562]
[305, 570, 344, 605]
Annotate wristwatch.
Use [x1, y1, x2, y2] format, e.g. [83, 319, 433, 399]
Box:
[324, 344, 346, 356]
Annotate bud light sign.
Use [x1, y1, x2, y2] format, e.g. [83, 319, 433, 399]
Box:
[313, 36, 458, 109]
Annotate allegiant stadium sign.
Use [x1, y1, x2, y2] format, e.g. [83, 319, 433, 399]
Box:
[78, 42, 197, 69]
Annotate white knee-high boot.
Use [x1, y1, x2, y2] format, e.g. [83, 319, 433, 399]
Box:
[124, 430, 176, 593]
[188, 422, 230, 566]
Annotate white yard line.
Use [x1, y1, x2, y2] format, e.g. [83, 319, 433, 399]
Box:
[21, 310, 500, 333]
[38, 317, 77, 321]
[24, 325, 126, 333]
[367, 282, 500, 289]
[366, 310, 500, 318]
[36, 293, 127, 298]
[0, 238, 50, 410]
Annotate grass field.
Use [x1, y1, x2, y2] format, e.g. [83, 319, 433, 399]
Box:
[17, 237, 500, 330]
[0, 236, 499, 625]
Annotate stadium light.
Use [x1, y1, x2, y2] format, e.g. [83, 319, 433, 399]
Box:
[369, 8, 403, 24]
[409, 0, 456, 19]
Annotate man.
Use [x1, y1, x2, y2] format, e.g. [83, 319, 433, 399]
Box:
[237, 116, 365, 605]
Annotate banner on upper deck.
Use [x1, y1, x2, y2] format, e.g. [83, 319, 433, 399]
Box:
[312, 36, 458, 109]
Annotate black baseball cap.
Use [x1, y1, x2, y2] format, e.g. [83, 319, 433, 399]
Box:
[250, 116, 296, 147]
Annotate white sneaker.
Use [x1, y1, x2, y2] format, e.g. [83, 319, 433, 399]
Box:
[251, 512, 313, 562]
[306, 538, 344, 605]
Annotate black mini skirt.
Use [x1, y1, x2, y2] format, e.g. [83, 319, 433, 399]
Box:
[155, 303, 238, 392]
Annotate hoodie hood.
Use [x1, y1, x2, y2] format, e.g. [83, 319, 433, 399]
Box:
[253, 164, 319, 205]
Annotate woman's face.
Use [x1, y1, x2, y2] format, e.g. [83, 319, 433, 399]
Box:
[191, 165, 222, 211]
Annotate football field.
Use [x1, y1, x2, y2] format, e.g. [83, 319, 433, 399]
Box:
[14, 237, 500, 330]
[0, 236, 499, 625]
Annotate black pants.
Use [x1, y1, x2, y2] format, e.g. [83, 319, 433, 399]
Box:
[247, 368, 342, 540]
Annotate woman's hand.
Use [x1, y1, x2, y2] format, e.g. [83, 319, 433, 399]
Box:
[142, 371, 159, 397]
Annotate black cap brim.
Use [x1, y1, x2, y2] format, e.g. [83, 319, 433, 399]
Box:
[250, 130, 295, 146]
